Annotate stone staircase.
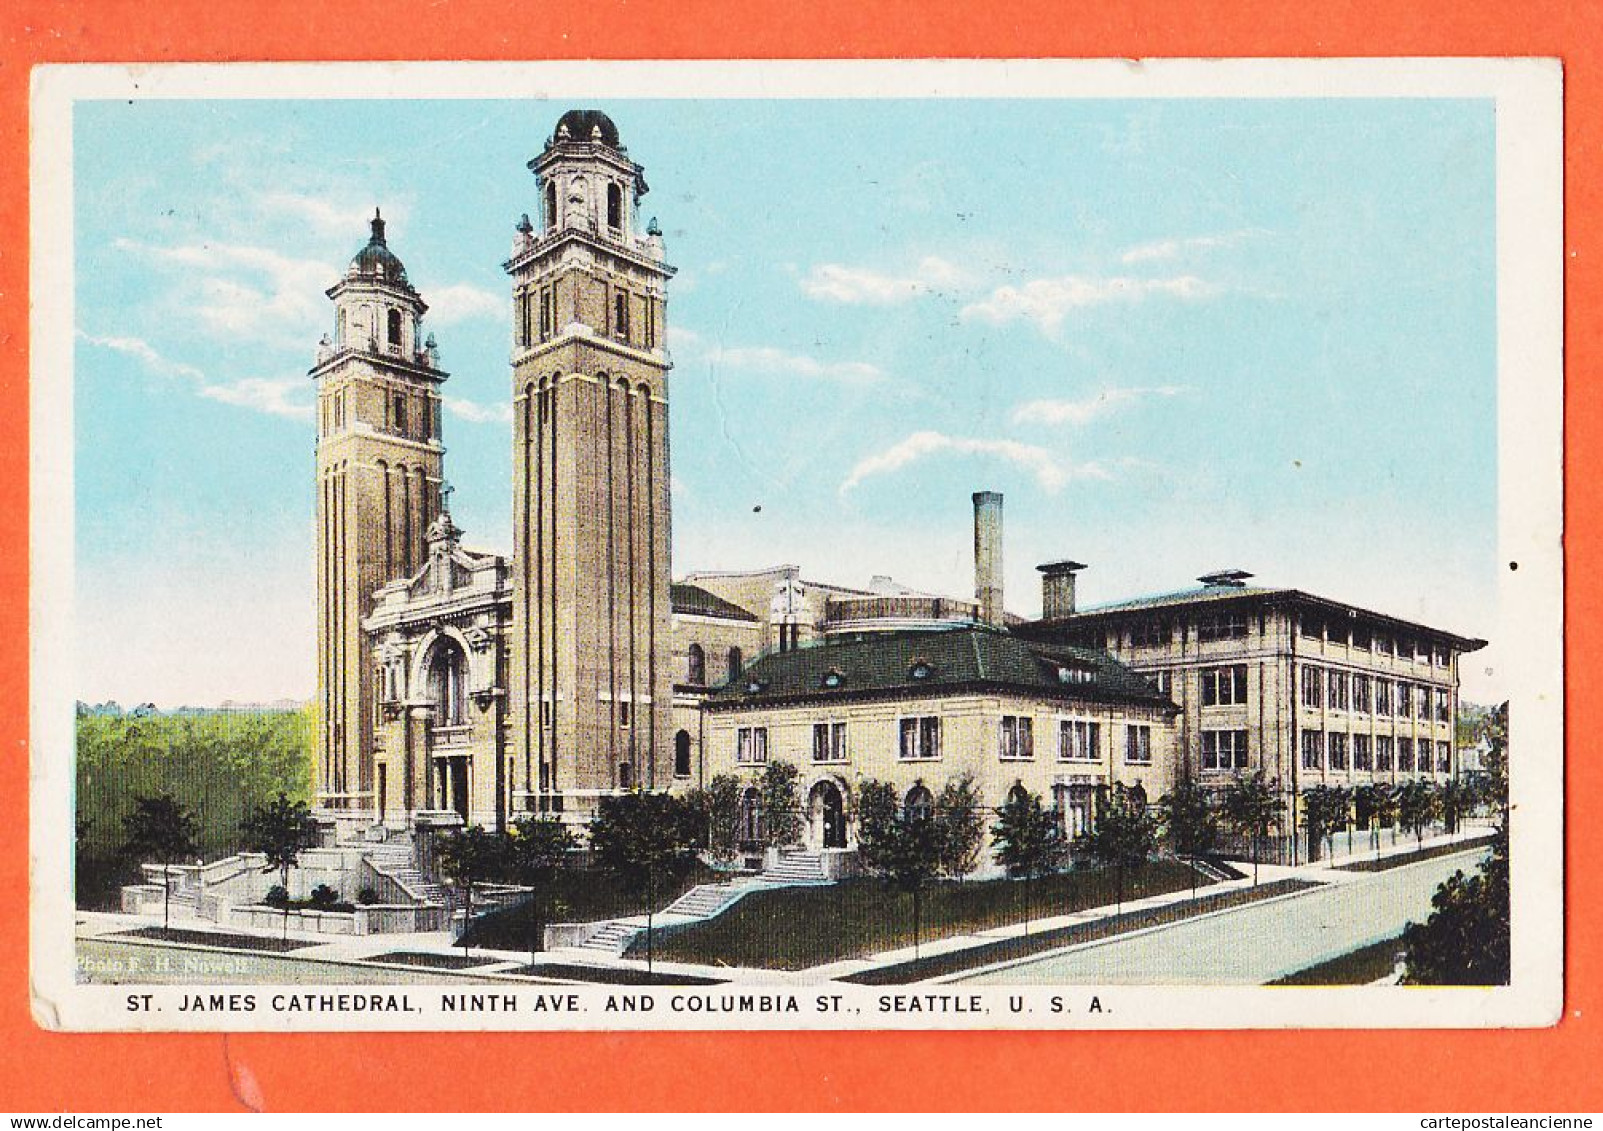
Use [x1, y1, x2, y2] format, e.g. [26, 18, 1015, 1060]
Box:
[578, 920, 641, 956]
[661, 880, 749, 918]
[364, 841, 448, 906]
[758, 849, 830, 886]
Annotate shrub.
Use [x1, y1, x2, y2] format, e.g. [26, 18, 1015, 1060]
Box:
[357, 887, 380, 905]
[264, 884, 289, 908]
[308, 883, 341, 908]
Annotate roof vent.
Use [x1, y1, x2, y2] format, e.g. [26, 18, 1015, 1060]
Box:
[1197, 569, 1254, 589]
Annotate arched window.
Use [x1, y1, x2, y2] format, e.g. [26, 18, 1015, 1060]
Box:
[687, 643, 706, 686]
[545, 180, 557, 230]
[904, 784, 934, 822]
[337, 308, 348, 345]
[674, 730, 692, 778]
[607, 182, 623, 230]
[427, 638, 467, 727]
[727, 647, 744, 682]
[387, 308, 402, 348]
[1008, 783, 1031, 809]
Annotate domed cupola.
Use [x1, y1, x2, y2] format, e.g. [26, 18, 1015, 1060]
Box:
[550, 109, 621, 150]
[348, 208, 414, 290]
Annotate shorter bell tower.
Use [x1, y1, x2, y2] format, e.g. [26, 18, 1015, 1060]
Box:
[312, 210, 449, 815]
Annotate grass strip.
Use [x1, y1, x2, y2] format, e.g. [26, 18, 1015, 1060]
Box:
[1267, 935, 1404, 985]
[119, 926, 317, 952]
[1335, 835, 1496, 874]
[508, 963, 725, 986]
[364, 951, 503, 970]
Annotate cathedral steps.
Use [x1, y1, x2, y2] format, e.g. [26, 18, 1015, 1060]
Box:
[363, 842, 448, 906]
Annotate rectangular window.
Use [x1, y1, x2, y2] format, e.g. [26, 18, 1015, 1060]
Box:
[1396, 681, 1413, 718]
[1352, 625, 1372, 651]
[1353, 734, 1373, 771]
[645, 298, 657, 349]
[1375, 679, 1393, 715]
[1435, 688, 1451, 723]
[812, 721, 847, 763]
[1149, 670, 1173, 696]
[1130, 619, 1170, 647]
[1301, 730, 1324, 770]
[1416, 685, 1431, 717]
[1376, 735, 1395, 771]
[1328, 732, 1349, 770]
[1327, 670, 1350, 711]
[736, 726, 768, 765]
[1377, 634, 1395, 657]
[1437, 741, 1452, 773]
[1200, 664, 1248, 707]
[1301, 665, 1323, 709]
[539, 288, 553, 341]
[1201, 729, 1249, 771]
[1197, 613, 1249, 642]
[1058, 719, 1101, 762]
[540, 700, 552, 729]
[1352, 674, 1372, 713]
[1327, 621, 1351, 647]
[1435, 646, 1451, 668]
[999, 716, 1035, 760]
[1300, 615, 1323, 640]
[393, 393, 407, 433]
[1125, 724, 1152, 765]
[899, 716, 941, 761]
[613, 291, 631, 342]
[1397, 737, 1415, 772]
[618, 700, 631, 728]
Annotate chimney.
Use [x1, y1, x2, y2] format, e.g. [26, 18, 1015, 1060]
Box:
[972, 491, 1005, 627]
[1038, 559, 1088, 620]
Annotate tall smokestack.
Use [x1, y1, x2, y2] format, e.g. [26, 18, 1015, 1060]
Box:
[1038, 559, 1087, 620]
[972, 491, 1004, 627]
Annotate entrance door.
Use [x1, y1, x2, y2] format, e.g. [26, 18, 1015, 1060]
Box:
[450, 758, 469, 821]
[377, 764, 388, 821]
[813, 782, 847, 849]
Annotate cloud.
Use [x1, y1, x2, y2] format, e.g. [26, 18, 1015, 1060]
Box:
[444, 396, 512, 425]
[254, 191, 390, 239]
[1012, 385, 1188, 427]
[668, 325, 702, 349]
[114, 237, 337, 339]
[800, 256, 968, 305]
[704, 344, 883, 384]
[77, 330, 313, 420]
[199, 377, 313, 420]
[425, 282, 504, 326]
[840, 430, 1109, 495]
[1119, 228, 1270, 264]
[960, 275, 1213, 336]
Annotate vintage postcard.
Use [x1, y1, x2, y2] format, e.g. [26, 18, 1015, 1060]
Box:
[29, 58, 1563, 1032]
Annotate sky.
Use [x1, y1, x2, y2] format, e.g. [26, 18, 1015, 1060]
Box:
[71, 96, 1500, 706]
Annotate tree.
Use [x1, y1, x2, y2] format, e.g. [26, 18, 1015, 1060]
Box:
[122, 794, 199, 931]
[990, 788, 1066, 934]
[1082, 783, 1158, 919]
[1222, 770, 1281, 886]
[240, 792, 320, 940]
[588, 792, 702, 972]
[503, 816, 576, 962]
[435, 824, 508, 955]
[758, 761, 803, 850]
[1159, 777, 1217, 900]
[856, 778, 948, 957]
[702, 774, 744, 866]
[935, 773, 987, 880]
[1398, 780, 1439, 850]
[1301, 784, 1351, 864]
[1402, 829, 1510, 985]
[1360, 783, 1399, 859]
[1438, 777, 1472, 837]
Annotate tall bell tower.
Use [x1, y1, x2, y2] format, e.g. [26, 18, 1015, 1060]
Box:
[506, 110, 675, 816]
[312, 210, 448, 815]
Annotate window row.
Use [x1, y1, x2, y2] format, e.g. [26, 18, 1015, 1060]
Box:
[1300, 617, 1452, 666]
[684, 643, 744, 688]
[1300, 666, 1451, 721]
[1300, 731, 1452, 773]
[735, 716, 1153, 766]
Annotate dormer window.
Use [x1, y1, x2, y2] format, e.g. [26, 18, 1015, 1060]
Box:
[821, 670, 845, 690]
[909, 661, 933, 680]
[1057, 664, 1094, 685]
[745, 677, 766, 694]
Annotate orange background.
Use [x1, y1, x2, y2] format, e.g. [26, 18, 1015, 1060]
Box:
[0, 0, 1593, 1112]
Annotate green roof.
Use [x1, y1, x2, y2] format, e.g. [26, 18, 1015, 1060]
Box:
[706, 627, 1174, 710]
[671, 582, 760, 623]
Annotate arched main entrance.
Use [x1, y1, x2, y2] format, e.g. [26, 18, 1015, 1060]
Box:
[809, 780, 847, 849]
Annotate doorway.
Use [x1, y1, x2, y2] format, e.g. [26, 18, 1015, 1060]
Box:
[811, 781, 847, 849]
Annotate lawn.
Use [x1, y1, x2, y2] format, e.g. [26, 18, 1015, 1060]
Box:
[364, 951, 503, 970]
[460, 861, 723, 953]
[508, 963, 726, 986]
[1268, 935, 1404, 985]
[631, 859, 1207, 971]
[119, 926, 317, 952]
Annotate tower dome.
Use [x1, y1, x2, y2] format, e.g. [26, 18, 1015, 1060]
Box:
[349, 208, 411, 286]
[551, 109, 621, 148]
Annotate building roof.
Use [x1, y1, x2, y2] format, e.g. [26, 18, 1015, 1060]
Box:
[671, 582, 760, 623]
[705, 627, 1175, 711]
[1029, 583, 1488, 652]
[349, 210, 411, 287]
[552, 109, 621, 148]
